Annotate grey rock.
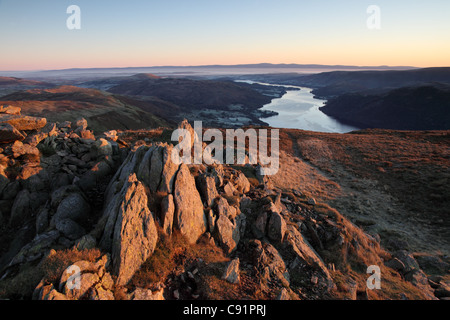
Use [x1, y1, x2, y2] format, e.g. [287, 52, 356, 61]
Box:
[100, 174, 158, 286]
[54, 192, 90, 224]
[267, 211, 287, 242]
[173, 164, 207, 244]
[222, 258, 240, 284]
[161, 194, 175, 236]
[198, 173, 219, 207]
[56, 219, 86, 240]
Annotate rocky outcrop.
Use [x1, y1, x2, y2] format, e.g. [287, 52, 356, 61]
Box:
[173, 164, 207, 244]
[102, 174, 158, 286]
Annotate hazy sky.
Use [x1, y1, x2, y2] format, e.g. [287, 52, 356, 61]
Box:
[0, 0, 449, 70]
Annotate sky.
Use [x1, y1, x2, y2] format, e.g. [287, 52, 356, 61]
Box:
[0, 0, 449, 71]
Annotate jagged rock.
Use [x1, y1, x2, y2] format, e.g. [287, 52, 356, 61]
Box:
[161, 194, 175, 235]
[198, 173, 219, 207]
[56, 219, 86, 240]
[267, 211, 287, 242]
[0, 114, 47, 131]
[173, 164, 207, 244]
[223, 182, 236, 197]
[11, 141, 39, 158]
[285, 225, 331, 280]
[149, 146, 164, 192]
[215, 196, 238, 220]
[215, 215, 241, 254]
[251, 241, 290, 287]
[101, 174, 158, 286]
[0, 122, 25, 143]
[23, 131, 48, 147]
[394, 250, 420, 273]
[158, 145, 179, 193]
[222, 258, 240, 284]
[234, 172, 251, 194]
[0, 105, 21, 115]
[177, 119, 198, 149]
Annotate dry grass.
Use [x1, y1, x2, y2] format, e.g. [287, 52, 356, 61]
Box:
[0, 247, 102, 299]
[40, 248, 103, 284]
[128, 231, 228, 292]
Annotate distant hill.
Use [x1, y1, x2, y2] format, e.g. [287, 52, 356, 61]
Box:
[0, 76, 54, 96]
[292, 67, 450, 98]
[105, 76, 274, 111]
[320, 84, 450, 130]
[0, 86, 173, 132]
[238, 67, 450, 98]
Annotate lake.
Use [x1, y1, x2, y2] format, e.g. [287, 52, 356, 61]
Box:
[238, 80, 359, 133]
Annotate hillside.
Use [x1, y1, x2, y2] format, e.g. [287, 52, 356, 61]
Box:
[240, 67, 450, 98]
[320, 85, 450, 130]
[81, 74, 287, 127]
[0, 86, 173, 133]
[0, 110, 448, 301]
[0, 77, 54, 97]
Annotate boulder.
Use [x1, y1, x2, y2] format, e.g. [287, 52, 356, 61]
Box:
[173, 164, 207, 244]
[222, 258, 240, 284]
[0, 123, 25, 143]
[285, 225, 332, 281]
[0, 114, 47, 131]
[394, 250, 420, 273]
[100, 174, 158, 286]
[56, 219, 86, 240]
[215, 196, 238, 220]
[53, 192, 91, 224]
[0, 105, 21, 115]
[64, 272, 100, 300]
[197, 173, 219, 207]
[161, 194, 175, 235]
[267, 211, 287, 242]
[158, 145, 179, 193]
[234, 172, 251, 194]
[11, 141, 40, 158]
[215, 215, 240, 254]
